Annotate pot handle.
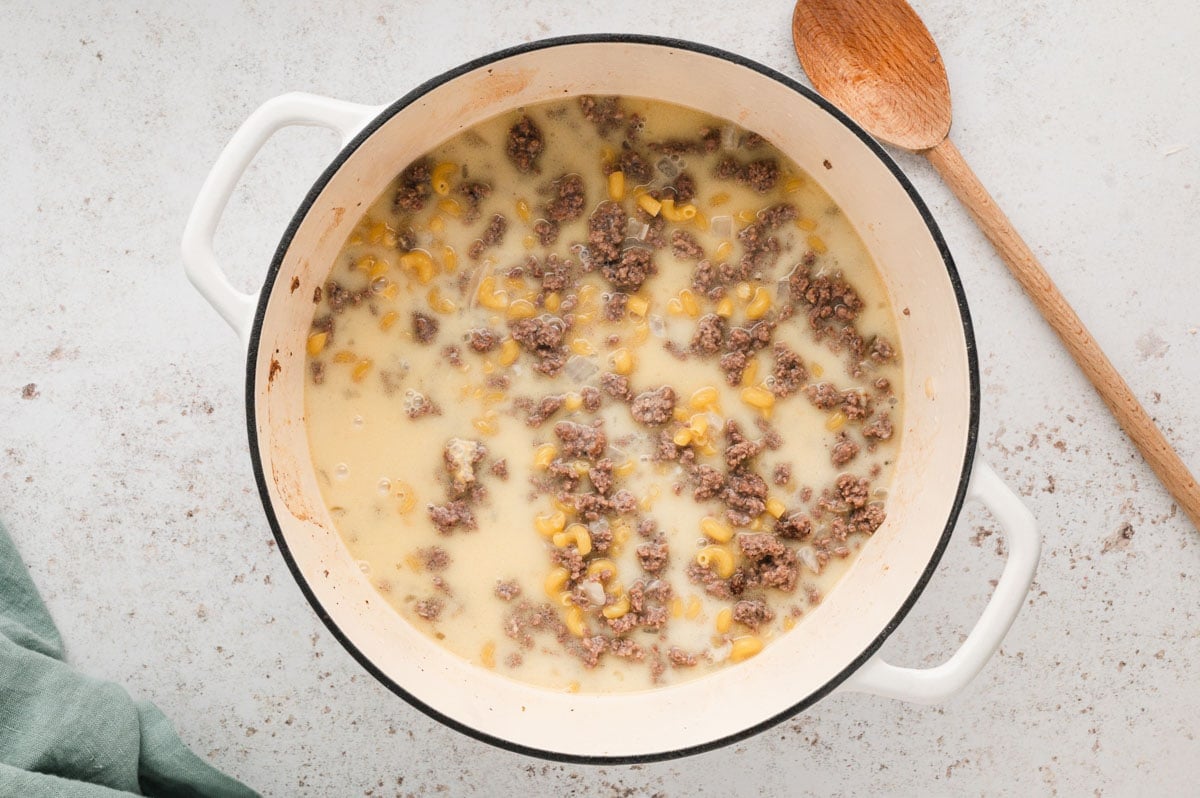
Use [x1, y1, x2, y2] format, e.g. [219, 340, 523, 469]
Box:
[181, 92, 383, 344]
[839, 455, 1039, 703]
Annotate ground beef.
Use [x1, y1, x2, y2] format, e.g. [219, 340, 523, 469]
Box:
[603, 292, 628, 321]
[509, 315, 569, 376]
[616, 150, 653, 184]
[494, 580, 521, 602]
[414, 597, 443, 621]
[418, 546, 450, 571]
[490, 459, 508, 480]
[714, 156, 780, 193]
[630, 386, 676, 427]
[404, 391, 441, 419]
[544, 173, 586, 222]
[393, 158, 432, 213]
[691, 313, 725, 355]
[533, 253, 573, 294]
[588, 458, 614, 496]
[775, 511, 813, 540]
[636, 538, 669, 575]
[442, 345, 463, 368]
[805, 382, 841, 410]
[580, 385, 602, 412]
[468, 327, 500, 353]
[667, 647, 698, 668]
[788, 265, 865, 331]
[325, 280, 370, 314]
[770, 341, 807, 397]
[831, 433, 860, 466]
[737, 533, 799, 591]
[600, 372, 632, 401]
[526, 395, 565, 427]
[727, 322, 775, 357]
[718, 350, 748, 386]
[412, 312, 438, 343]
[671, 230, 704, 261]
[685, 561, 745, 600]
[732, 599, 775, 629]
[839, 474, 871, 508]
[772, 463, 792, 487]
[724, 420, 763, 471]
[487, 375, 511, 391]
[869, 336, 896, 362]
[610, 638, 644, 660]
[458, 180, 491, 222]
[504, 601, 568, 649]
[588, 201, 627, 266]
[862, 413, 894, 441]
[610, 489, 636, 515]
[573, 635, 609, 668]
[671, 172, 697, 203]
[692, 464, 725, 501]
[468, 213, 508, 260]
[723, 473, 768, 526]
[506, 116, 544, 173]
[554, 420, 607, 459]
[551, 545, 587, 582]
[602, 246, 655, 292]
[578, 95, 625, 136]
[533, 219, 559, 246]
[428, 500, 475, 534]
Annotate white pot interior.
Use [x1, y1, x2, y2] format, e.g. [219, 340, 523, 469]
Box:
[248, 40, 974, 759]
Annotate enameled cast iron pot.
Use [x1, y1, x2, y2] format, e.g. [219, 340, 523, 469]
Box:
[182, 36, 1040, 763]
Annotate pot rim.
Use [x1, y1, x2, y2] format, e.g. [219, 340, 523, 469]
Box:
[243, 33, 980, 764]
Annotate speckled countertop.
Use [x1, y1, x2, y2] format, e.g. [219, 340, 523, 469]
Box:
[2, 1, 1197, 795]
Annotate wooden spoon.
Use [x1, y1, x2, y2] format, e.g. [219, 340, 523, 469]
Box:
[792, 0, 1200, 530]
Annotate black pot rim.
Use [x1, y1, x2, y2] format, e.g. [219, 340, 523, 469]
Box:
[243, 33, 980, 766]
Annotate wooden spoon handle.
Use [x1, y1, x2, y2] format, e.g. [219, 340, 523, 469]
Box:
[925, 136, 1200, 530]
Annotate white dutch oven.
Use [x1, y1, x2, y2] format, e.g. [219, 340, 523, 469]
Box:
[182, 36, 1039, 762]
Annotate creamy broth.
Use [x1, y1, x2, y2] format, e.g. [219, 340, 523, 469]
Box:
[303, 96, 902, 692]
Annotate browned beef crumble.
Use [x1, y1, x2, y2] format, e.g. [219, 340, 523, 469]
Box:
[544, 173, 586, 222]
[393, 158, 432, 213]
[692, 464, 725, 501]
[551, 545, 586, 581]
[443, 439, 487, 499]
[573, 635, 609, 668]
[587, 458, 614, 496]
[615, 150, 653, 184]
[418, 546, 450, 571]
[788, 263, 865, 334]
[442, 345, 463, 368]
[506, 116, 545, 173]
[325, 280, 370, 314]
[580, 385, 602, 412]
[831, 433, 861, 466]
[636, 538, 669, 575]
[671, 229, 705, 261]
[467, 327, 500, 353]
[414, 597, 443, 621]
[714, 156, 780, 193]
[412, 312, 438, 343]
[671, 172, 697, 203]
[533, 219, 559, 246]
[723, 472, 768, 526]
[509, 315, 569, 376]
[667, 647, 698, 668]
[486, 374, 511, 391]
[772, 463, 792, 487]
[737, 533, 799, 591]
[610, 638, 645, 660]
[602, 246, 656, 292]
[490, 459, 509, 480]
[468, 213, 508, 259]
[494, 580, 521, 601]
[770, 341, 808, 397]
[525, 395, 565, 427]
[428, 500, 475, 534]
[869, 336, 896, 362]
[862, 413, 894, 440]
[732, 599, 775, 629]
[405, 393, 441, 420]
[630, 386, 676, 426]
[533, 253, 573, 294]
[600, 372, 632, 401]
[554, 420, 607, 459]
[775, 511, 813, 540]
[504, 601, 568, 649]
[458, 180, 491, 222]
[578, 95, 626, 136]
[718, 350, 748, 386]
[691, 313, 725, 355]
[603, 292, 629, 321]
[723, 420, 764, 471]
[587, 201, 627, 265]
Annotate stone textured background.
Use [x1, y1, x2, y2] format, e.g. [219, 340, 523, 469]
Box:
[1, 1, 1197, 795]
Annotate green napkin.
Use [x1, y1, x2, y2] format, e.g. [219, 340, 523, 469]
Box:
[0, 523, 260, 797]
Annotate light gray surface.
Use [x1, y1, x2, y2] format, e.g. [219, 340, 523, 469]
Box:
[1, 1, 1197, 795]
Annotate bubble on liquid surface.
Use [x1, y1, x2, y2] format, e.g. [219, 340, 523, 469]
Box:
[334, 463, 350, 480]
[377, 478, 391, 496]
